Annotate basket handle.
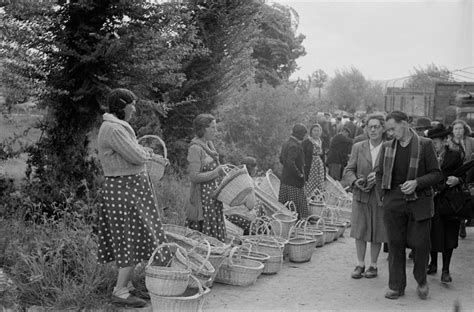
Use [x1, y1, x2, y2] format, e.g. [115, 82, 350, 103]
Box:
[269, 216, 283, 237]
[147, 242, 188, 269]
[138, 135, 168, 159]
[192, 239, 211, 274]
[228, 246, 241, 266]
[189, 275, 204, 295]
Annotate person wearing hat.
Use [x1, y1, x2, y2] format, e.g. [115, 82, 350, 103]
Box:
[326, 127, 353, 181]
[426, 123, 467, 284]
[376, 111, 442, 300]
[279, 123, 309, 219]
[413, 117, 433, 137]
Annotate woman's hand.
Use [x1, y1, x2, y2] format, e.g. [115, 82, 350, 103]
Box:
[446, 176, 460, 187]
[216, 165, 227, 176]
[151, 154, 169, 166]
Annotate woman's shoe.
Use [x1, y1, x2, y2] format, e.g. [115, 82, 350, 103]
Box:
[111, 295, 147, 308]
[385, 288, 404, 300]
[441, 271, 452, 283]
[427, 263, 437, 275]
[351, 265, 365, 279]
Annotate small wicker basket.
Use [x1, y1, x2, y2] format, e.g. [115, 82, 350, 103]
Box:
[214, 247, 264, 286]
[138, 135, 168, 181]
[145, 243, 190, 297]
[287, 227, 317, 263]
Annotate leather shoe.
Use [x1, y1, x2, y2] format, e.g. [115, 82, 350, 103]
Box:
[460, 222, 467, 239]
[441, 271, 452, 283]
[364, 266, 378, 278]
[111, 295, 147, 308]
[416, 283, 429, 300]
[385, 288, 405, 300]
[351, 265, 365, 279]
[130, 287, 150, 300]
[427, 263, 437, 275]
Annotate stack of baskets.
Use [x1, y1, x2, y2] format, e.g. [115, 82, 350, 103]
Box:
[214, 164, 254, 207]
[214, 247, 265, 286]
[145, 243, 211, 312]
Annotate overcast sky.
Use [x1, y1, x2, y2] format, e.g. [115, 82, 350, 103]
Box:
[274, 0, 473, 83]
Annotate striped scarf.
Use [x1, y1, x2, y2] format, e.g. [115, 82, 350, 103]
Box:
[381, 128, 421, 201]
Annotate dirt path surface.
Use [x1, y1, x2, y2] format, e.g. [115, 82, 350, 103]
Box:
[204, 227, 474, 312]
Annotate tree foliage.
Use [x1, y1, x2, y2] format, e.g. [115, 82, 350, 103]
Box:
[326, 67, 383, 113]
[405, 63, 452, 91]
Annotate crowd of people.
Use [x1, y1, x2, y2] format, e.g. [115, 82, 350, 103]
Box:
[95, 87, 472, 306]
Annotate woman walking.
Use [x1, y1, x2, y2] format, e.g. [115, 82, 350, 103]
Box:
[186, 114, 227, 241]
[279, 123, 308, 219]
[450, 119, 474, 239]
[427, 124, 466, 283]
[97, 88, 170, 307]
[302, 124, 326, 197]
[343, 114, 387, 279]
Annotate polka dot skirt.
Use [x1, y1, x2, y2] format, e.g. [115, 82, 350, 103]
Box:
[187, 161, 226, 242]
[278, 183, 308, 219]
[97, 172, 171, 268]
[305, 154, 325, 197]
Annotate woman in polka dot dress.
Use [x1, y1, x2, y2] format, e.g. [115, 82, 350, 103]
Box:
[186, 114, 227, 242]
[97, 88, 171, 307]
[302, 124, 326, 197]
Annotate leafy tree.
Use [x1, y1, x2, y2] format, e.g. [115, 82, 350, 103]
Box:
[310, 69, 328, 99]
[405, 63, 452, 91]
[253, 3, 306, 86]
[326, 67, 368, 113]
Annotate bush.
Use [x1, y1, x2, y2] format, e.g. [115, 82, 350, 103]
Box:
[1, 218, 115, 310]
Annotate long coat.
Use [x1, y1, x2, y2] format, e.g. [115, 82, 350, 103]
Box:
[343, 140, 387, 242]
[280, 136, 305, 188]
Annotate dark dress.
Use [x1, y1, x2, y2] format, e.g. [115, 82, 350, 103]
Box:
[326, 134, 353, 180]
[431, 147, 464, 251]
[279, 136, 308, 219]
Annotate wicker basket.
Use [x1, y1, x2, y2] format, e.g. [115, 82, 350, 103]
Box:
[163, 224, 230, 256]
[239, 244, 270, 264]
[255, 187, 297, 218]
[149, 275, 210, 312]
[214, 164, 254, 207]
[287, 234, 317, 263]
[225, 219, 244, 237]
[138, 135, 168, 181]
[255, 169, 280, 200]
[270, 212, 297, 240]
[215, 247, 264, 286]
[174, 240, 215, 288]
[308, 217, 338, 244]
[242, 233, 285, 275]
[292, 220, 324, 248]
[145, 243, 190, 297]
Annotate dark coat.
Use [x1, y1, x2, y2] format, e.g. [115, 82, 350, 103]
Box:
[434, 147, 465, 216]
[326, 134, 353, 166]
[302, 138, 324, 179]
[280, 136, 305, 188]
[376, 136, 442, 221]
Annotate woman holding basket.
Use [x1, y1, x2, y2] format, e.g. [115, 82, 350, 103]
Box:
[186, 114, 227, 241]
[97, 88, 171, 307]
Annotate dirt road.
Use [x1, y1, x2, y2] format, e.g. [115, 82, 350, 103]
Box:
[204, 227, 474, 312]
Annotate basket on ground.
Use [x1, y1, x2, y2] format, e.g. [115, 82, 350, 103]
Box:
[215, 247, 264, 286]
[292, 220, 324, 248]
[138, 135, 168, 181]
[149, 275, 210, 312]
[270, 211, 297, 240]
[145, 243, 190, 297]
[255, 169, 280, 200]
[174, 240, 215, 288]
[287, 228, 317, 263]
[214, 164, 254, 207]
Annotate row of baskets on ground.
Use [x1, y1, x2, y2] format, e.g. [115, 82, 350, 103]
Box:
[145, 214, 351, 312]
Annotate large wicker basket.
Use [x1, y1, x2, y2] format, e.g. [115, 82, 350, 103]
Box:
[138, 135, 168, 181]
[270, 212, 297, 240]
[214, 164, 254, 207]
[214, 247, 264, 286]
[255, 169, 280, 200]
[149, 275, 210, 312]
[145, 243, 190, 297]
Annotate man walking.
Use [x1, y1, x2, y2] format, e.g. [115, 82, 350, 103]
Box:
[376, 111, 441, 300]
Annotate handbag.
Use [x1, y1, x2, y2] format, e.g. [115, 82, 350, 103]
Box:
[438, 185, 473, 218]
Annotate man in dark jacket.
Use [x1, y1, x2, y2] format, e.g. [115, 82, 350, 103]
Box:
[326, 127, 353, 180]
[376, 111, 442, 300]
[279, 123, 308, 219]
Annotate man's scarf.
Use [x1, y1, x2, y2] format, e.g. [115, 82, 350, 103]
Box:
[381, 128, 421, 201]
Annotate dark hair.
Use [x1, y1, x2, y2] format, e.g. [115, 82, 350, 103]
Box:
[386, 110, 409, 123]
[292, 123, 307, 140]
[242, 156, 257, 169]
[193, 114, 215, 138]
[336, 117, 342, 121]
[107, 88, 137, 120]
[309, 123, 322, 136]
[366, 114, 385, 127]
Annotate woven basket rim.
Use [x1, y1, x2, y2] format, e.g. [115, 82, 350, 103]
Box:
[214, 166, 252, 198]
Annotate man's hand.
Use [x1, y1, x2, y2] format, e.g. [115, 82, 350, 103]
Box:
[446, 176, 460, 187]
[400, 179, 418, 195]
[366, 172, 376, 188]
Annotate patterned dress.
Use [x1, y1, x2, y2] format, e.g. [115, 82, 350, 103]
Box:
[97, 172, 171, 268]
[189, 160, 227, 242]
[305, 138, 325, 196]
